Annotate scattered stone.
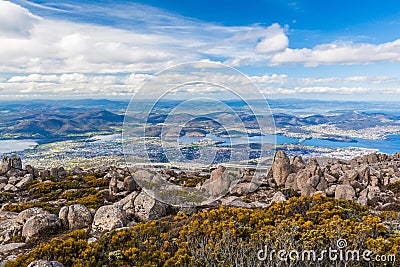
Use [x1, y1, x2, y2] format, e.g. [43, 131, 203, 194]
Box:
[3, 184, 17, 192]
[27, 260, 64, 267]
[271, 191, 286, 203]
[0, 242, 25, 253]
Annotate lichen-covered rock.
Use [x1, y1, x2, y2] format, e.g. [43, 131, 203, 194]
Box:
[335, 185, 356, 200]
[10, 156, 22, 170]
[91, 205, 126, 233]
[21, 214, 61, 241]
[114, 191, 139, 220]
[15, 208, 51, 227]
[0, 156, 11, 175]
[59, 204, 92, 230]
[15, 174, 33, 188]
[134, 191, 166, 221]
[123, 176, 137, 192]
[271, 150, 291, 186]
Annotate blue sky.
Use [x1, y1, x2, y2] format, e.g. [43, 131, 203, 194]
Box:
[1, 0, 400, 100]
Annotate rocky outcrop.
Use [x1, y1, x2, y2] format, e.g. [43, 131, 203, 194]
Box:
[335, 185, 356, 200]
[271, 150, 291, 186]
[134, 191, 166, 221]
[59, 204, 92, 230]
[201, 166, 235, 197]
[91, 205, 126, 233]
[114, 191, 139, 220]
[1, 157, 11, 175]
[0, 156, 23, 176]
[21, 214, 61, 241]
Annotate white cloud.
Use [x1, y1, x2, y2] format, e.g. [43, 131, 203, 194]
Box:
[297, 76, 397, 85]
[0, 1, 39, 38]
[255, 24, 289, 54]
[270, 40, 400, 66]
[250, 74, 287, 84]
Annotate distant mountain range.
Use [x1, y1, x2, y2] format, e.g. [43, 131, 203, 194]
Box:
[1, 98, 400, 140]
[0, 99, 127, 139]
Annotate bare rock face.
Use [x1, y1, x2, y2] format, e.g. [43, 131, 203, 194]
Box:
[363, 153, 379, 164]
[358, 165, 370, 185]
[210, 166, 226, 182]
[291, 155, 306, 171]
[59, 204, 92, 230]
[123, 176, 137, 192]
[10, 156, 22, 170]
[335, 185, 356, 201]
[271, 150, 291, 186]
[15, 174, 33, 188]
[15, 208, 51, 228]
[22, 214, 61, 241]
[27, 260, 64, 267]
[295, 169, 310, 191]
[306, 158, 321, 176]
[0, 156, 11, 175]
[134, 191, 166, 221]
[109, 177, 119, 197]
[284, 173, 298, 190]
[92, 205, 126, 233]
[115, 191, 139, 220]
[201, 166, 235, 197]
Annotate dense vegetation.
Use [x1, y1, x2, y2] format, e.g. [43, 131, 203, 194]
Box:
[2, 174, 108, 214]
[6, 195, 400, 266]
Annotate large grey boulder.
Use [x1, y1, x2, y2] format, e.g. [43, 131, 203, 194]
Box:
[284, 173, 298, 190]
[115, 191, 139, 220]
[10, 156, 22, 170]
[291, 155, 306, 171]
[22, 214, 61, 241]
[91, 205, 126, 233]
[0, 157, 11, 175]
[27, 260, 64, 267]
[271, 150, 291, 186]
[0, 211, 18, 244]
[15, 208, 50, 229]
[109, 177, 119, 197]
[201, 166, 234, 197]
[335, 185, 356, 200]
[134, 191, 166, 221]
[123, 176, 137, 192]
[15, 174, 33, 188]
[59, 204, 92, 230]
